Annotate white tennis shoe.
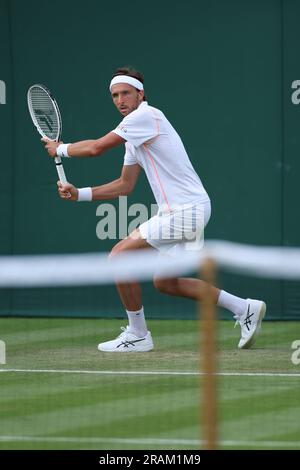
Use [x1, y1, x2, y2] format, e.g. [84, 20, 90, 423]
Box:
[236, 299, 266, 349]
[97, 326, 154, 352]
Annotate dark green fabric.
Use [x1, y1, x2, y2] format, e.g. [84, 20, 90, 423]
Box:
[1, 0, 299, 319]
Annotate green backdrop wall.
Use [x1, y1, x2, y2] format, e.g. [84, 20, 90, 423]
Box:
[0, 0, 299, 319]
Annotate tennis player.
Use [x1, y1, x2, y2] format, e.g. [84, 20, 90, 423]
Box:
[42, 67, 266, 352]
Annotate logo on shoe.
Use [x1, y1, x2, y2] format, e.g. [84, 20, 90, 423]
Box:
[243, 306, 254, 331]
[117, 338, 146, 348]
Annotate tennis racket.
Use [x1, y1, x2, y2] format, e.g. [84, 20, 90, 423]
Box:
[27, 84, 67, 183]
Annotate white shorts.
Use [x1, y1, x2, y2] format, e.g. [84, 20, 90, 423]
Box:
[138, 200, 211, 255]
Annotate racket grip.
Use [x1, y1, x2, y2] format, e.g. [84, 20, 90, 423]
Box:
[54, 156, 67, 183]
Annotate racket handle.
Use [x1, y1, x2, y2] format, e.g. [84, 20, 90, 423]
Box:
[54, 156, 67, 183]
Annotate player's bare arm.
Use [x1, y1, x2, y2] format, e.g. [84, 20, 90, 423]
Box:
[42, 132, 125, 158]
[58, 164, 141, 201]
[92, 164, 141, 199]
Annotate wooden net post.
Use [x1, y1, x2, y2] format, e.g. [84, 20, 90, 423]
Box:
[200, 256, 218, 450]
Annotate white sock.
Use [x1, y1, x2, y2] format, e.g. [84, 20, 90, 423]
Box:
[126, 306, 148, 337]
[217, 290, 247, 320]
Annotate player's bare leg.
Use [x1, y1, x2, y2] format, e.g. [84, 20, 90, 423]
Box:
[97, 229, 154, 352]
[110, 230, 221, 311]
[153, 277, 220, 303]
[153, 277, 266, 350]
[109, 229, 151, 311]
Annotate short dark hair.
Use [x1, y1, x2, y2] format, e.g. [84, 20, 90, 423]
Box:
[112, 66, 147, 101]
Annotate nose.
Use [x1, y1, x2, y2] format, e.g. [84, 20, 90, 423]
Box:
[117, 95, 124, 106]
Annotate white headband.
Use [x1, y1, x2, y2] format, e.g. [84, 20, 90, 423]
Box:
[109, 75, 144, 92]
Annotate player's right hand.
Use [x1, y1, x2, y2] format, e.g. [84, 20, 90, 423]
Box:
[57, 181, 78, 201]
[42, 138, 62, 158]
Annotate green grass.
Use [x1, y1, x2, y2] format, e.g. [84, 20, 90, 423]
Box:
[0, 317, 299, 450]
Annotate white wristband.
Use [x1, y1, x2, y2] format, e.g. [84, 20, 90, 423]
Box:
[56, 143, 71, 158]
[77, 187, 92, 202]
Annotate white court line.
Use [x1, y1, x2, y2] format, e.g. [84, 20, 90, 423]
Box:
[0, 435, 299, 448]
[0, 368, 300, 377]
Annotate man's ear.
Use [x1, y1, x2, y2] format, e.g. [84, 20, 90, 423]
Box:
[138, 90, 145, 101]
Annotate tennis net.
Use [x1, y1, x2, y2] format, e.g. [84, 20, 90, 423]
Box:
[0, 240, 300, 450]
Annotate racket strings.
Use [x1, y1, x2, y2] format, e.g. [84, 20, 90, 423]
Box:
[28, 87, 60, 140]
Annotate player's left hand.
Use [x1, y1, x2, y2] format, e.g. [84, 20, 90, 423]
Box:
[57, 181, 78, 201]
[41, 137, 62, 157]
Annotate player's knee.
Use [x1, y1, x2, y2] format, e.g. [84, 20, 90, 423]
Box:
[153, 278, 176, 295]
[109, 241, 126, 259]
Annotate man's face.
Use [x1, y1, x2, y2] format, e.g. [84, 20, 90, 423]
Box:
[111, 84, 144, 116]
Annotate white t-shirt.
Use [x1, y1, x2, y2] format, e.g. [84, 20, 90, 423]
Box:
[112, 101, 210, 212]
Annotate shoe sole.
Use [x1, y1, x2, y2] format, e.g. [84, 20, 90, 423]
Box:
[239, 301, 266, 349]
[98, 346, 154, 353]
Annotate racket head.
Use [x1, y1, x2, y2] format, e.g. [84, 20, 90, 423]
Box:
[27, 84, 62, 141]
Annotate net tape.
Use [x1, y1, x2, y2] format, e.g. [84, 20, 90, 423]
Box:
[1, 241, 300, 288]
